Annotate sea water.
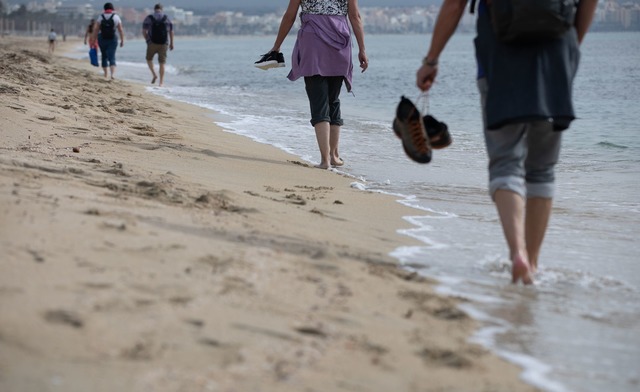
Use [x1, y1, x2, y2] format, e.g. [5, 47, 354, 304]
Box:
[77, 32, 640, 392]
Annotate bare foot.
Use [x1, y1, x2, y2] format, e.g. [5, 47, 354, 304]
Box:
[512, 254, 533, 285]
[151, 75, 157, 84]
[331, 157, 344, 167]
[314, 163, 330, 170]
[529, 259, 538, 274]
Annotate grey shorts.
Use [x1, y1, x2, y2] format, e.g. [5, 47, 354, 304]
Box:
[304, 75, 344, 126]
[477, 78, 562, 199]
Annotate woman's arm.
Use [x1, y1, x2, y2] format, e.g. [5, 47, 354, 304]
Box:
[117, 19, 124, 47]
[91, 20, 100, 43]
[270, 0, 301, 52]
[348, 0, 368, 72]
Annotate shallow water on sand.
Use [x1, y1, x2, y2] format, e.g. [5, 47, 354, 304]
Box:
[80, 31, 640, 392]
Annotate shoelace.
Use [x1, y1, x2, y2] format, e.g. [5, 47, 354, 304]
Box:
[407, 107, 430, 154]
[416, 91, 443, 146]
[257, 52, 272, 61]
[417, 91, 430, 114]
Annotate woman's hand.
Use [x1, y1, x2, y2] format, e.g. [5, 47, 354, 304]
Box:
[358, 51, 368, 72]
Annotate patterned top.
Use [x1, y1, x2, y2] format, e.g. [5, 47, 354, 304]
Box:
[301, 0, 348, 16]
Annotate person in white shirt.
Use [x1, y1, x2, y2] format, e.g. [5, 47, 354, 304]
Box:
[91, 2, 125, 80]
[47, 29, 57, 54]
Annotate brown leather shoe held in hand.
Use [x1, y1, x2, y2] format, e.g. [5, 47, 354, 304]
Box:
[423, 114, 452, 149]
[393, 96, 432, 164]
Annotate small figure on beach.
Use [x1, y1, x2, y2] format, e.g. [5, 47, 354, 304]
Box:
[414, 0, 598, 284]
[84, 19, 97, 48]
[266, 0, 368, 169]
[142, 3, 174, 87]
[84, 19, 99, 67]
[47, 29, 57, 54]
[92, 2, 125, 80]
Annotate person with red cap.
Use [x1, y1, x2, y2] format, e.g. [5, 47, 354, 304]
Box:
[92, 2, 125, 80]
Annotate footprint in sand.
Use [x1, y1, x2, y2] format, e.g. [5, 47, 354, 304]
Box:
[116, 107, 136, 115]
[121, 341, 154, 361]
[130, 124, 157, 137]
[43, 310, 84, 329]
[418, 347, 472, 369]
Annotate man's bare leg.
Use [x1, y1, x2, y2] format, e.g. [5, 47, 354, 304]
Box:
[147, 60, 157, 84]
[314, 121, 331, 169]
[158, 62, 165, 87]
[525, 197, 553, 273]
[494, 189, 533, 284]
[329, 124, 343, 166]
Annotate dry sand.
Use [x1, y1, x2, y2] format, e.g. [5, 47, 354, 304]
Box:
[0, 37, 539, 392]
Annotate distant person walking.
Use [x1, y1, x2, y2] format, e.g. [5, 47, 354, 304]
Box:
[92, 2, 124, 80]
[142, 3, 174, 86]
[264, 0, 368, 169]
[84, 19, 99, 66]
[84, 18, 98, 48]
[47, 29, 57, 54]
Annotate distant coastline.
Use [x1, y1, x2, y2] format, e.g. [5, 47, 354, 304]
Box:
[1, 2, 639, 38]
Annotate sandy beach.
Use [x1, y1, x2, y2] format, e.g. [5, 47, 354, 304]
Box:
[0, 37, 538, 392]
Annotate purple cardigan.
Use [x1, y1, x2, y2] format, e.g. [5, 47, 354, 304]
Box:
[287, 14, 354, 92]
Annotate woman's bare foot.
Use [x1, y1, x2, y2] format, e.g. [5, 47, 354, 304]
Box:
[512, 254, 533, 285]
[331, 157, 344, 167]
[314, 163, 330, 170]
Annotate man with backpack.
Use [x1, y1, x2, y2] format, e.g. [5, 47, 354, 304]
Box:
[413, 0, 598, 284]
[92, 2, 125, 80]
[142, 3, 174, 87]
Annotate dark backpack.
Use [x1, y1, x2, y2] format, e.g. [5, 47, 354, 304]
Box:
[100, 14, 116, 40]
[471, 0, 577, 44]
[150, 15, 168, 44]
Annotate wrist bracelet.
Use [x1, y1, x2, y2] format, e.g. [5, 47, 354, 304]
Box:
[422, 57, 438, 67]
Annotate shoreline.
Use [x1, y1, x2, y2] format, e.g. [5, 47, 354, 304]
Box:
[0, 36, 539, 391]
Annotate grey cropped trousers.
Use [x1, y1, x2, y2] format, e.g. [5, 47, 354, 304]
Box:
[477, 78, 563, 200]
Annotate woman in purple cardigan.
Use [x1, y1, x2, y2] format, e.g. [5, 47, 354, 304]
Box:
[268, 0, 368, 169]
